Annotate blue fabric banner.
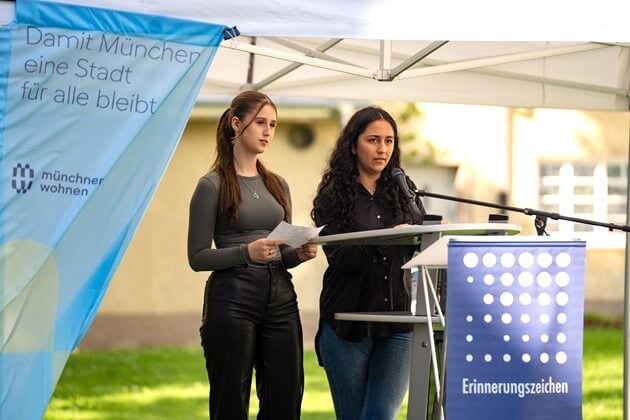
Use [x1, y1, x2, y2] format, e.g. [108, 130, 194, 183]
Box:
[0, 2, 225, 419]
[446, 240, 585, 420]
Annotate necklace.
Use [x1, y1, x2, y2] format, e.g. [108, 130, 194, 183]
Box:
[242, 176, 259, 199]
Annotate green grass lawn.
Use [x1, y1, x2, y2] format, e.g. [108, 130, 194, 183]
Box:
[44, 326, 622, 420]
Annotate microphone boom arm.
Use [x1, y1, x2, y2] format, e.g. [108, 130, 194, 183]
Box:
[415, 189, 630, 233]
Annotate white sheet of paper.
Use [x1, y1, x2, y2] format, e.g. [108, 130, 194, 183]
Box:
[267, 221, 324, 248]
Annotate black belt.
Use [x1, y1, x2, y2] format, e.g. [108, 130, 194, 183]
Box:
[268, 259, 286, 272]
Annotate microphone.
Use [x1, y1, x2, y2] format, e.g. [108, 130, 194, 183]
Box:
[391, 167, 425, 223]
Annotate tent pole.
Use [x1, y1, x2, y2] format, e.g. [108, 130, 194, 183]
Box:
[267, 38, 350, 65]
[246, 37, 256, 85]
[390, 40, 448, 79]
[319, 42, 628, 96]
[398, 43, 607, 79]
[251, 39, 343, 90]
[624, 110, 630, 420]
[221, 41, 374, 78]
[376, 40, 392, 80]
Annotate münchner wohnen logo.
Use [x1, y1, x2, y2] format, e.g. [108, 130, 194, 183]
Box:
[12, 163, 34, 193]
[11, 163, 104, 196]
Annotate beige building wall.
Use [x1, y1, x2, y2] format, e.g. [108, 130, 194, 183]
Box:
[81, 102, 630, 348]
[405, 102, 512, 224]
[415, 104, 629, 315]
[81, 106, 341, 348]
[510, 108, 629, 314]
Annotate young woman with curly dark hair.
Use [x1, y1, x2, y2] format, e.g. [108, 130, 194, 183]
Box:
[311, 106, 425, 420]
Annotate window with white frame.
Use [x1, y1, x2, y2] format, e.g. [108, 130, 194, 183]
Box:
[539, 162, 627, 247]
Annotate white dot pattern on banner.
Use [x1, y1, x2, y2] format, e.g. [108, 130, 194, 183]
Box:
[519, 293, 532, 305]
[518, 272, 534, 287]
[537, 272, 552, 288]
[556, 252, 571, 267]
[555, 272, 570, 287]
[537, 292, 551, 306]
[537, 252, 553, 268]
[556, 352, 568, 364]
[501, 272, 514, 287]
[462, 249, 574, 366]
[500, 292, 514, 306]
[483, 253, 497, 267]
[463, 252, 479, 268]
[518, 252, 534, 268]
[556, 292, 569, 306]
[501, 253, 515, 268]
[483, 274, 495, 286]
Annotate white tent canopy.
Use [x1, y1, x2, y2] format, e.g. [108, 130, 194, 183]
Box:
[199, 0, 630, 110]
[205, 38, 629, 110]
[13, 0, 628, 41]
[2, 0, 629, 110]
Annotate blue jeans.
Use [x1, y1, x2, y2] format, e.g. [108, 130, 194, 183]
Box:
[317, 322, 412, 420]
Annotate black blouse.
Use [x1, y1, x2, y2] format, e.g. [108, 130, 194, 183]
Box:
[314, 182, 420, 344]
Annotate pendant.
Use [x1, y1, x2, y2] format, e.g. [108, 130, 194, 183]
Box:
[252, 193, 260, 199]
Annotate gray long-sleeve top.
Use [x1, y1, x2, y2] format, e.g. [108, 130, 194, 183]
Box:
[187, 171, 302, 271]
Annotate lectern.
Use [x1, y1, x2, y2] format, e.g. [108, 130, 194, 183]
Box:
[407, 235, 586, 420]
[310, 223, 521, 420]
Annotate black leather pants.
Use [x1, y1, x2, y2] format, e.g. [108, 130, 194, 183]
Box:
[200, 260, 303, 420]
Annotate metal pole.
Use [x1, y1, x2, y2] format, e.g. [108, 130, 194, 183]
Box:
[623, 110, 630, 420]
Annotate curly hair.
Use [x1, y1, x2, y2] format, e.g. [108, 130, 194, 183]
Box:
[311, 106, 419, 232]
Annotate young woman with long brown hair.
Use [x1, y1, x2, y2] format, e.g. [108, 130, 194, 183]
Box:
[188, 91, 317, 420]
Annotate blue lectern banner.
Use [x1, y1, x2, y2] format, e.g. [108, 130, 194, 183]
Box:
[0, 2, 224, 419]
[445, 240, 585, 420]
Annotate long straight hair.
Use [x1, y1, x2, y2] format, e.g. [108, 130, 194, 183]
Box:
[212, 91, 290, 221]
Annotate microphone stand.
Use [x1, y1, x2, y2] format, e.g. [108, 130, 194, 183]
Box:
[415, 189, 630, 235]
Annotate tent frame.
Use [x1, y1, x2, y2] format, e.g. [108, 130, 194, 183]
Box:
[219, 38, 629, 100]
